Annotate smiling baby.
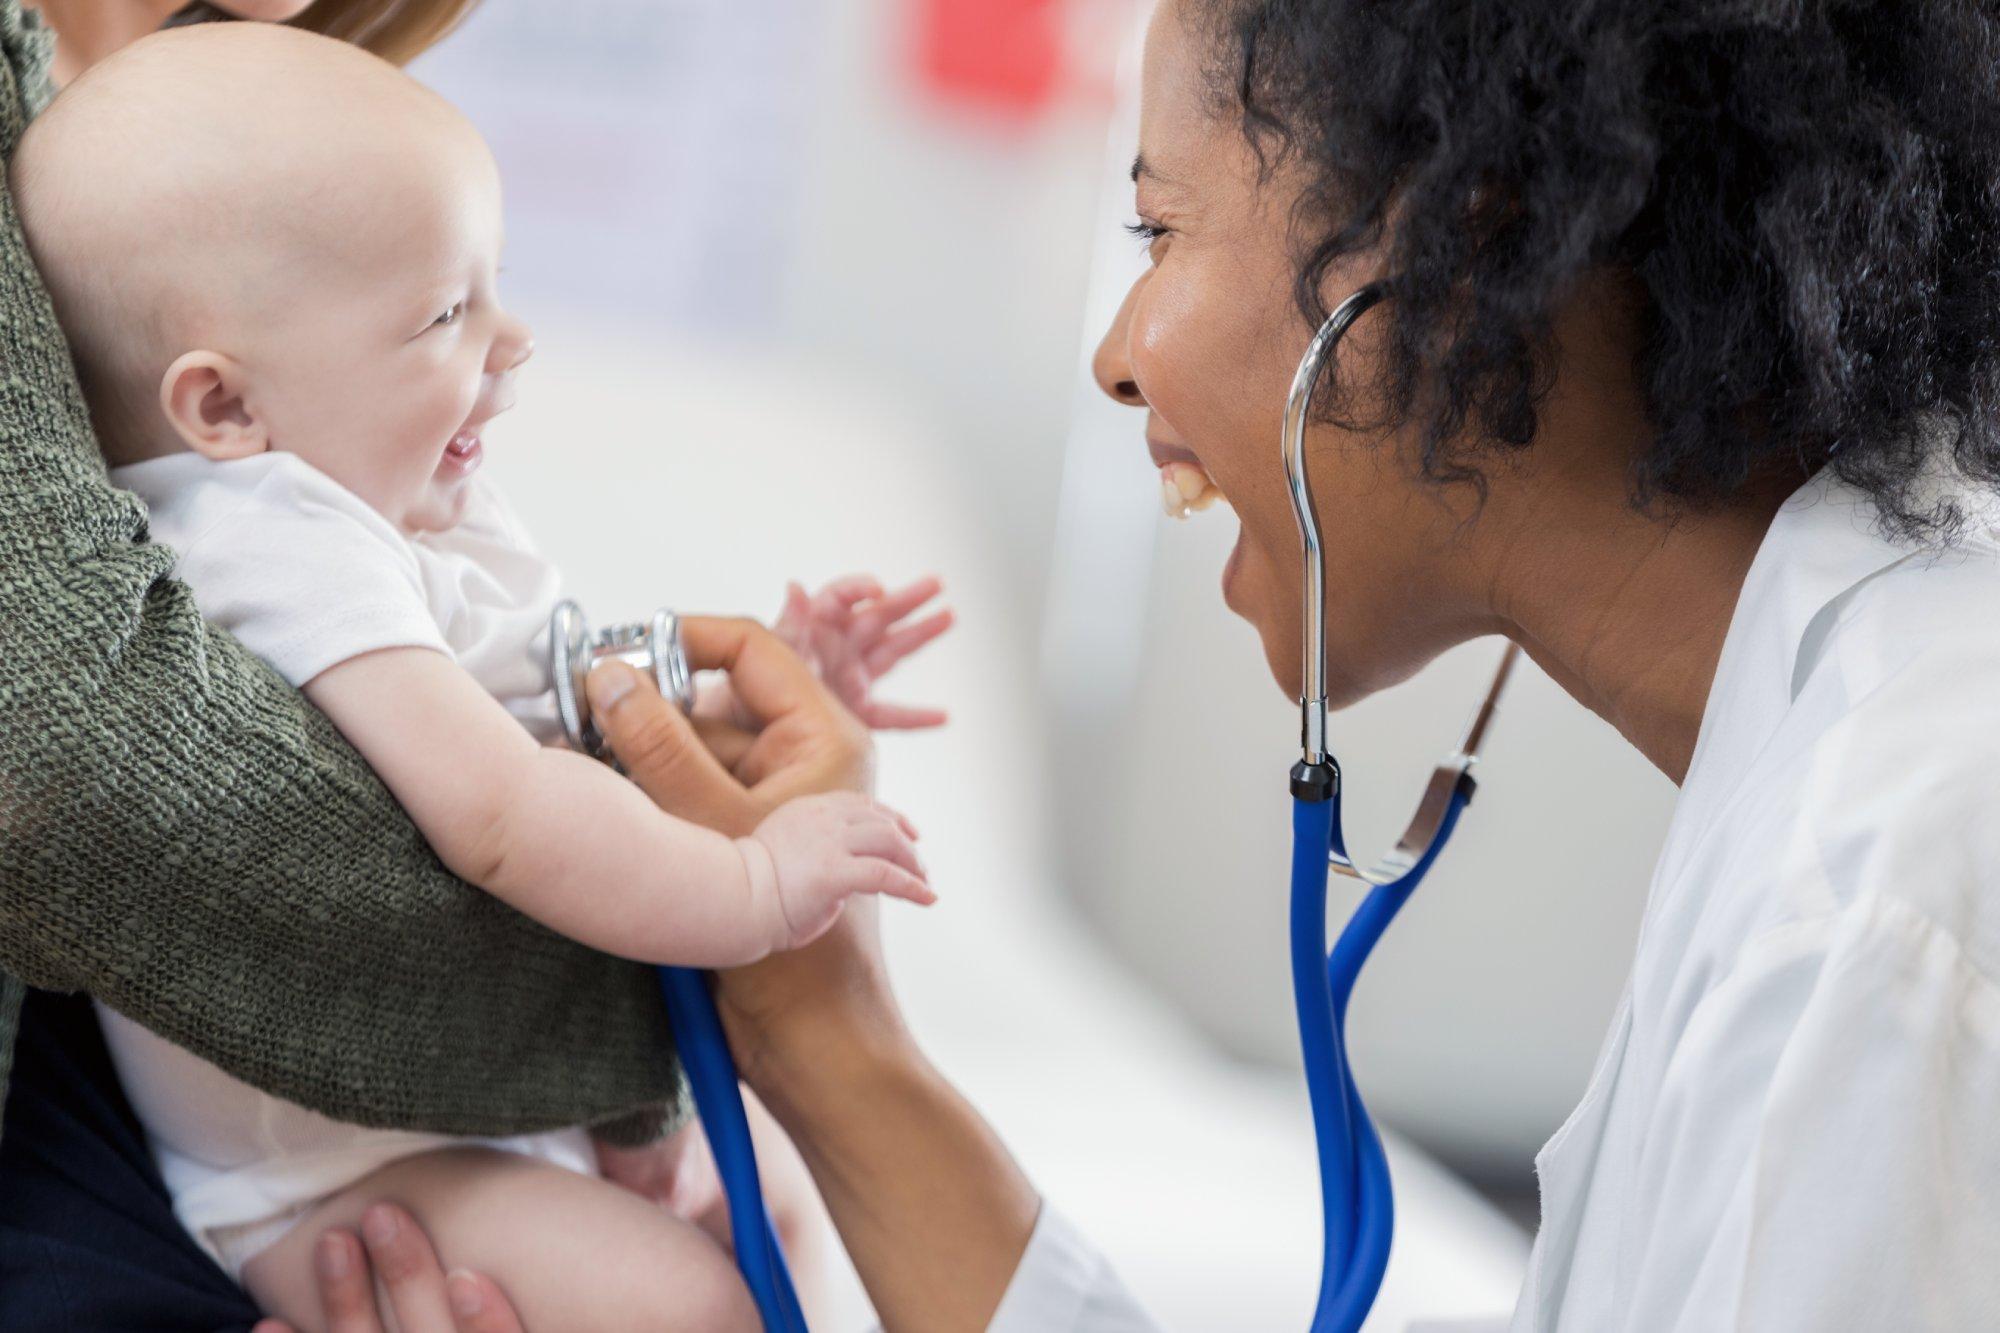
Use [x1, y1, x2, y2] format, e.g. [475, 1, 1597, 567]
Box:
[11, 20, 952, 1330]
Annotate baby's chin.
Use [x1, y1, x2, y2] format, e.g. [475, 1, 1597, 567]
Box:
[401, 483, 474, 536]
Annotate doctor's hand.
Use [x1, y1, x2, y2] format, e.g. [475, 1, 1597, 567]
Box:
[588, 631, 903, 1071]
[589, 645, 1039, 1333]
[585, 615, 875, 838]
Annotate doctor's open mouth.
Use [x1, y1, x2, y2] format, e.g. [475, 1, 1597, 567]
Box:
[1148, 437, 1228, 519]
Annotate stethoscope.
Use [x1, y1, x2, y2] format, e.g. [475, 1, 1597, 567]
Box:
[550, 280, 1517, 1333]
[1284, 283, 1518, 1330]
[550, 599, 810, 1331]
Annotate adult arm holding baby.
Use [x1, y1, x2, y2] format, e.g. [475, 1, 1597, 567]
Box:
[0, 0, 686, 1148]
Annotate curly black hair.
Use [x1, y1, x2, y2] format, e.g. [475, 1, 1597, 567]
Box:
[1197, 0, 2000, 536]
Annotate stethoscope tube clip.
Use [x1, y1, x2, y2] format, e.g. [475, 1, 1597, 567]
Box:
[1291, 757, 1339, 803]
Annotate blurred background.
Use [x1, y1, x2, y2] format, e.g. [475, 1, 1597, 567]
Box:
[412, 0, 1678, 1325]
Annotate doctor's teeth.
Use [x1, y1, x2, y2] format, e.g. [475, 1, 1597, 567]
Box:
[1159, 461, 1226, 520]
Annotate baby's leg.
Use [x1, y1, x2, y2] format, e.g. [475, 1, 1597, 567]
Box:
[243, 1146, 759, 1333]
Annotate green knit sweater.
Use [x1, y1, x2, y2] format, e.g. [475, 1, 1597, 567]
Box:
[0, 4, 682, 1148]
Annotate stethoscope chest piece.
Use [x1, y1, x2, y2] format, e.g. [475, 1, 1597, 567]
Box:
[549, 599, 695, 759]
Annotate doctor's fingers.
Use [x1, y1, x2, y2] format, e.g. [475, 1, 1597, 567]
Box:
[678, 616, 831, 728]
[588, 661, 759, 836]
[690, 712, 759, 771]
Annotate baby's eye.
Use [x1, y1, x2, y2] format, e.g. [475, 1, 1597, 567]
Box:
[432, 302, 465, 328]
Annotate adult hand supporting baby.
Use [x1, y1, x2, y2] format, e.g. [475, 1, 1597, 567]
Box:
[250, 1204, 525, 1333]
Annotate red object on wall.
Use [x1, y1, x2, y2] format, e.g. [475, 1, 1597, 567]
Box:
[911, 0, 1065, 118]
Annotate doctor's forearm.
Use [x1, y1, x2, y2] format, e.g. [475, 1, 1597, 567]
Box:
[750, 1021, 1038, 1332]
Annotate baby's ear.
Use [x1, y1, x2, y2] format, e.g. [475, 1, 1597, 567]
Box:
[159, 351, 268, 461]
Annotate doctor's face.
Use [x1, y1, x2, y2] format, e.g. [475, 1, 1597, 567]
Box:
[1093, 0, 1477, 705]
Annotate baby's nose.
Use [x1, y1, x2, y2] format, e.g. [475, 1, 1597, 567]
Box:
[492, 315, 534, 373]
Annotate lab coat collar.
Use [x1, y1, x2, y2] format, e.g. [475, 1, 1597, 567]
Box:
[1757, 471, 1918, 705]
[1758, 461, 2000, 703]
[1673, 467, 1946, 847]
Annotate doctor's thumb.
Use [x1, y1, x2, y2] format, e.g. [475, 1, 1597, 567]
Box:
[588, 661, 755, 833]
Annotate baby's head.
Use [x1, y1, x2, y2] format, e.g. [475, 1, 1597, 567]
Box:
[11, 22, 531, 533]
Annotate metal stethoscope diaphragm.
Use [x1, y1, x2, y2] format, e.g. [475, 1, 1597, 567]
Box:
[548, 600, 697, 759]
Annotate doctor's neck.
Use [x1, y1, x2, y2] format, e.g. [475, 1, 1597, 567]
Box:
[1469, 304, 1798, 787]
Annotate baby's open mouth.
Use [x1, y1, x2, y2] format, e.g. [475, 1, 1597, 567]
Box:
[441, 429, 485, 475]
[1160, 460, 1228, 519]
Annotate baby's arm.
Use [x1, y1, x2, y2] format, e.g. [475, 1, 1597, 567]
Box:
[304, 648, 931, 967]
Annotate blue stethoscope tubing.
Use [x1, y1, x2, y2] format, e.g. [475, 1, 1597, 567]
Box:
[1291, 769, 1477, 1331]
[655, 279, 1515, 1333]
[655, 965, 809, 1332]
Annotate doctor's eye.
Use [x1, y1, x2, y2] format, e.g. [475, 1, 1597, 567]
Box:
[432, 302, 465, 328]
[1124, 219, 1167, 252]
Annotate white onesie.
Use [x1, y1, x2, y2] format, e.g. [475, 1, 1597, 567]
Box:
[98, 450, 598, 1280]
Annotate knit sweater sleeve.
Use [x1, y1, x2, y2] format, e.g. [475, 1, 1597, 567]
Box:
[0, 6, 678, 1148]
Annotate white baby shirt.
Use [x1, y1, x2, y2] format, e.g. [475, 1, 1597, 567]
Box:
[94, 450, 592, 1269]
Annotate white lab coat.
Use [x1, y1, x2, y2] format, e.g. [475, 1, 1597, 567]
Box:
[990, 469, 2000, 1331]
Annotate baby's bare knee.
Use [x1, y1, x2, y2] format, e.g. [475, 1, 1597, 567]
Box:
[586, 1212, 760, 1333]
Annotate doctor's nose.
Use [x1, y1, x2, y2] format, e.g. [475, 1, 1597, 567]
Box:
[1092, 283, 1146, 408]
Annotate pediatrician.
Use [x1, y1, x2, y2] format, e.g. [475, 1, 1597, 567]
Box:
[263, 0, 2000, 1329]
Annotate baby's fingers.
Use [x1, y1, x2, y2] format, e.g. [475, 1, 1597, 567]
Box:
[860, 700, 950, 730]
[845, 815, 926, 879]
[770, 581, 812, 652]
[819, 573, 888, 608]
[862, 608, 956, 677]
[852, 575, 945, 642]
[843, 857, 937, 906]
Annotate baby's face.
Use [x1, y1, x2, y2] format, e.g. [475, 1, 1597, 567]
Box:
[243, 139, 532, 534]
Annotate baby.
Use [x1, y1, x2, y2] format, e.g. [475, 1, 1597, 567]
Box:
[11, 21, 950, 1331]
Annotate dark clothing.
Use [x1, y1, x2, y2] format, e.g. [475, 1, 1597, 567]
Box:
[0, 987, 261, 1333]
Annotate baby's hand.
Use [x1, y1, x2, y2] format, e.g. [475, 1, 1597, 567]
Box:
[743, 791, 933, 950]
[771, 574, 953, 729]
